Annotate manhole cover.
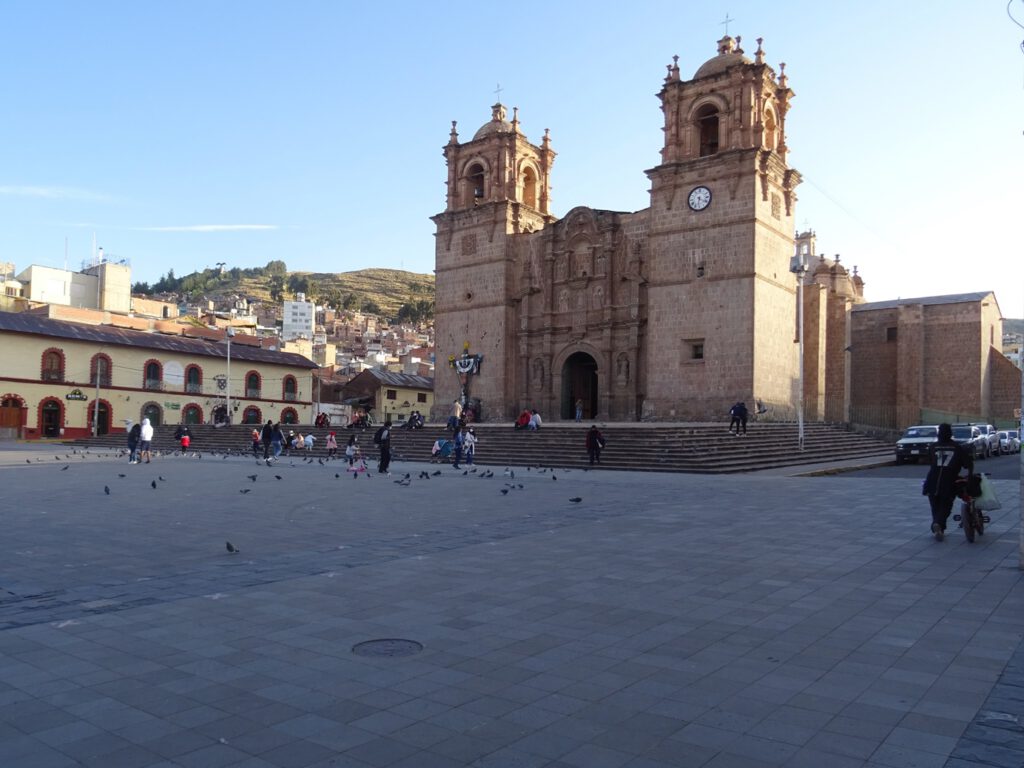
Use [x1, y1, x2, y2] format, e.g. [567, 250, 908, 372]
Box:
[351, 639, 423, 658]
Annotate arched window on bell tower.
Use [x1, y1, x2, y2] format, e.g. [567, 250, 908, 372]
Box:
[696, 104, 720, 157]
[522, 166, 537, 208]
[764, 109, 777, 151]
[465, 162, 485, 206]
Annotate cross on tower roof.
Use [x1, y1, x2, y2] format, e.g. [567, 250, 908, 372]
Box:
[493, 82, 503, 101]
[720, 12, 735, 35]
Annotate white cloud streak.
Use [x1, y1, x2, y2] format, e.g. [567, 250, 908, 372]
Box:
[0, 185, 112, 202]
[136, 224, 279, 233]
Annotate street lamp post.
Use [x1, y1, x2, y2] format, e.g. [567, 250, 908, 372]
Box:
[225, 327, 235, 425]
[790, 249, 809, 451]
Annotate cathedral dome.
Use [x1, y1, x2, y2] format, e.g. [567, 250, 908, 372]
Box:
[473, 103, 515, 140]
[694, 35, 752, 78]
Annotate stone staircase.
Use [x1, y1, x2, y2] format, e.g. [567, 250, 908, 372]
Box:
[66, 421, 893, 474]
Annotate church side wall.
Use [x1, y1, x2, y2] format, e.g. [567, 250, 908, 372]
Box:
[989, 349, 1022, 424]
[824, 297, 852, 422]
[920, 303, 982, 416]
[849, 307, 898, 427]
[751, 215, 799, 412]
[803, 285, 827, 421]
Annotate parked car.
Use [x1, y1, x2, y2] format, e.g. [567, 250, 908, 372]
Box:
[998, 429, 1020, 454]
[951, 424, 987, 460]
[977, 424, 1001, 456]
[894, 425, 939, 464]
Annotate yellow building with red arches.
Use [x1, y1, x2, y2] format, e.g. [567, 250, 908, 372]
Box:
[0, 312, 318, 440]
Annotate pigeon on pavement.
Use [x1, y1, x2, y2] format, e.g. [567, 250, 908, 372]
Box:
[569, 497, 582, 503]
[104, 485, 110, 495]
[61, 465, 69, 471]
[500, 488, 509, 495]
[151, 480, 157, 489]
[247, 474, 258, 482]
[275, 475, 282, 480]
[226, 541, 240, 554]
[239, 489, 251, 494]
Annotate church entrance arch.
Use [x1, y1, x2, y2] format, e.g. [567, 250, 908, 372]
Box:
[560, 352, 598, 420]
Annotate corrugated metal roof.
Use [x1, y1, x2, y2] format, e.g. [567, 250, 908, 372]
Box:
[0, 311, 318, 368]
[852, 291, 993, 313]
[364, 368, 434, 389]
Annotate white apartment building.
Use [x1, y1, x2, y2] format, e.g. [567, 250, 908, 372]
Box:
[282, 293, 315, 341]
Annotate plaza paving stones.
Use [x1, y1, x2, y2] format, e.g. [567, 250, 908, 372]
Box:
[0, 443, 1021, 767]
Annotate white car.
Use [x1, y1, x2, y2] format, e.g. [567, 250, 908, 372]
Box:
[894, 425, 939, 464]
[998, 429, 1020, 454]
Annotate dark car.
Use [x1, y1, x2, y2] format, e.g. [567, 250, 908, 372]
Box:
[951, 424, 987, 460]
[894, 425, 938, 464]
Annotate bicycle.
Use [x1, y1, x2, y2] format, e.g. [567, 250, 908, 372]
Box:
[953, 475, 990, 543]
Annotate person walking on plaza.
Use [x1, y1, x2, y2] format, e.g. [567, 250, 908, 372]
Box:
[260, 419, 274, 459]
[251, 428, 261, 458]
[139, 418, 154, 464]
[325, 431, 338, 459]
[345, 434, 358, 466]
[173, 424, 192, 454]
[452, 425, 465, 469]
[377, 421, 392, 475]
[127, 421, 141, 464]
[464, 427, 477, 466]
[923, 422, 974, 541]
[269, 423, 284, 463]
[585, 425, 605, 465]
[448, 400, 463, 433]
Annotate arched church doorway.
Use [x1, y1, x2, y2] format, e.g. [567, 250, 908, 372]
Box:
[561, 352, 598, 420]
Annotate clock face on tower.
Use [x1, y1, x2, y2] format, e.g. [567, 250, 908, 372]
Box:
[688, 186, 712, 211]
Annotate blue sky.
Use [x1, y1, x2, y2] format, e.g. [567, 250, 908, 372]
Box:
[2, 1, 1022, 317]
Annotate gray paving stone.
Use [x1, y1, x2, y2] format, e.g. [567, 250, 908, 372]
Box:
[0, 450, 1021, 768]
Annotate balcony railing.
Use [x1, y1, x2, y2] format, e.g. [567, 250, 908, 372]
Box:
[245, 388, 261, 399]
[283, 392, 297, 401]
[90, 375, 113, 387]
[185, 382, 203, 394]
[41, 370, 64, 382]
[144, 379, 164, 391]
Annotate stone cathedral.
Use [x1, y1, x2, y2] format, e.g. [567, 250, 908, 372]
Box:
[432, 36, 815, 423]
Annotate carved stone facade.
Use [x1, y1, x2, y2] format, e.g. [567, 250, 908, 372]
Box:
[432, 36, 811, 422]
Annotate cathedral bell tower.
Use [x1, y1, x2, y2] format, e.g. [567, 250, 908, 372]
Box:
[642, 35, 803, 417]
[431, 104, 556, 421]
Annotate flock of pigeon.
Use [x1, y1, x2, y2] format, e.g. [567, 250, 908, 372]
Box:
[36, 447, 588, 557]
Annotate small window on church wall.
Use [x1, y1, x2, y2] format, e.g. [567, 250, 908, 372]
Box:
[685, 339, 705, 362]
[696, 105, 720, 157]
[886, 327, 897, 342]
[522, 167, 537, 208]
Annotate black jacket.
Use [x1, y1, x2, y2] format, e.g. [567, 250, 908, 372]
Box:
[923, 440, 973, 497]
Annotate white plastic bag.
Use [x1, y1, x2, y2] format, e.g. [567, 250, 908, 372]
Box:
[974, 473, 1001, 511]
